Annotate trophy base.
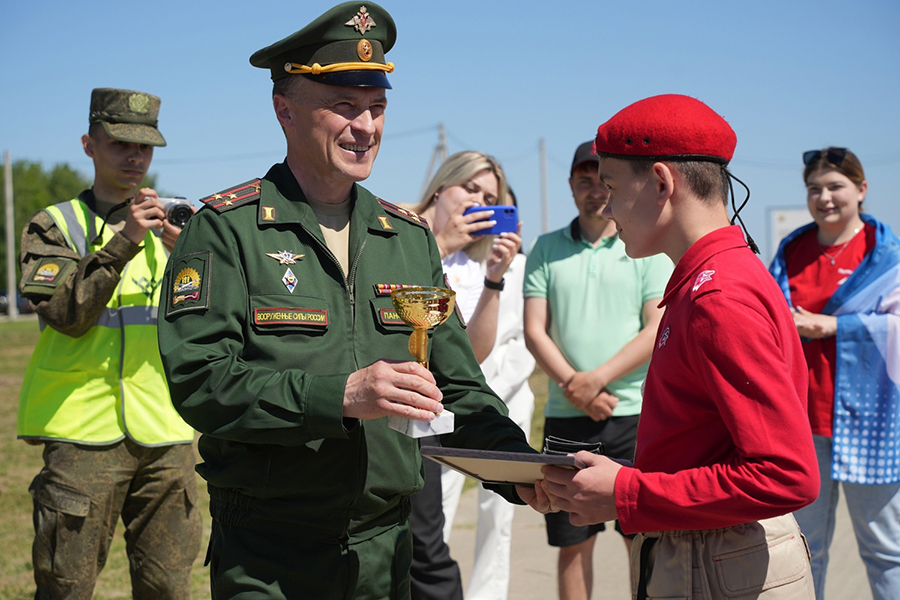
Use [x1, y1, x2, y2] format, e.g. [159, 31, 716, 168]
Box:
[388, 410, 455, 438]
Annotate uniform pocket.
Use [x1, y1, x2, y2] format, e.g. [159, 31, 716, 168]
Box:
[713, 532, 808, 597]
[31, 478, 91, 517]
[638, 533, 691, 600]
[30, 478, 93, 580]
[249, 293, 329, 333]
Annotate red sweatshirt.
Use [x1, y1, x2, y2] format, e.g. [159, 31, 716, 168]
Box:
[615, 226, 819, 533]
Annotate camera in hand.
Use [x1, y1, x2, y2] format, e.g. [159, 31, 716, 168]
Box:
[159, 197, 193, 228]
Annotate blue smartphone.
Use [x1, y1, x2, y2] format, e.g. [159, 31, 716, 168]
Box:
[463, 205, 518, 235]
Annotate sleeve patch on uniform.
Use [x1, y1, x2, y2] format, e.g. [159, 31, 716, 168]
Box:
[21, 256, 76, 295]
[166, 251, 211, 317]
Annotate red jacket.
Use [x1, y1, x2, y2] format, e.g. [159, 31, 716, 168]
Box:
[615, 226, 819, 533]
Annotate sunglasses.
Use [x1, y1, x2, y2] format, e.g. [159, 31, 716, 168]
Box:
[802, 148, 848, 167]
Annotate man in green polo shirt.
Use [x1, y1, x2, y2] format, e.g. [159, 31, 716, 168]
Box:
[523, 141, 672, 600]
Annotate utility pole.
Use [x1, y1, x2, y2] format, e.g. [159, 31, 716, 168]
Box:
[420, 123, 447, 200]
[539, 138, 548, 234]
[4, 150, 18, 319]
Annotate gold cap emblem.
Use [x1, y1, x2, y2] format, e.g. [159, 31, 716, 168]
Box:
[357, 39, 373, 62]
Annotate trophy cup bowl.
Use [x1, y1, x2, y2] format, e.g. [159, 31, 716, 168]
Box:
[390, 287, 456, 369]
[389, 286, 457, 437]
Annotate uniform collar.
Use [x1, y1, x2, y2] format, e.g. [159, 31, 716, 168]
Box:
[661, 225, 749, 307]
[258, 162, 398, 246]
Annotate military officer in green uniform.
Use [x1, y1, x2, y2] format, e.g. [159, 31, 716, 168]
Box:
[157, 3, 535, 599]
[18, 88, 201, 599]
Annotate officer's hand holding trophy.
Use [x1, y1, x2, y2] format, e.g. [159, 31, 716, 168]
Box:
[340, 286, 458, 438]
[388, 286, 457, 437]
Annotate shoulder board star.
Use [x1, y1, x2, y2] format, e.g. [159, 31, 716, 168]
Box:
[200, 179, 262, 213]
[378, 198, 429, 229]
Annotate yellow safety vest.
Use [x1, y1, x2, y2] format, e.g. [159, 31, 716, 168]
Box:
[18, 199, 194, 446]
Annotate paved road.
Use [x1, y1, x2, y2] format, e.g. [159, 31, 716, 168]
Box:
[447, 484, 873, 599]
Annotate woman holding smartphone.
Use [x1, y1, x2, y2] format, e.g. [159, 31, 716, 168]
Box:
[405, 151, 535, 600]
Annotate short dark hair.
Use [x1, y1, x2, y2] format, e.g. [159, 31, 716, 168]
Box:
[571, 161, 598, 177]
[273, 75, 307, 101]
[613, 157, 729, 205]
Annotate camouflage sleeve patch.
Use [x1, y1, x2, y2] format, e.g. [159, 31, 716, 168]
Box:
[377, 198, 429, 229]
[166, 251, 212, 317]
[200, 179, 261, 213]
[20, 256, 77, 297]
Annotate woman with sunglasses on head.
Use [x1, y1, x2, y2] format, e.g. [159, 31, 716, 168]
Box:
[770, 147, 900, 600]
[404, 151, 535, 600]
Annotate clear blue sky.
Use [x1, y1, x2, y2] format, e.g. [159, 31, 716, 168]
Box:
[2, 0, 899, 262]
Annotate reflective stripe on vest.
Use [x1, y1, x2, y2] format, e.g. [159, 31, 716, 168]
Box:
[18, 198, 194, 446]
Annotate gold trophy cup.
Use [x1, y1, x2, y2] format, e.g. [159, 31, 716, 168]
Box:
[389, 286, 457, 436]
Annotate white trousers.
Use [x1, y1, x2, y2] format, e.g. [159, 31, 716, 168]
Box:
[441, 383, 534, 600]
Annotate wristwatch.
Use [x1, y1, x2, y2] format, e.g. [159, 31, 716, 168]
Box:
[483, 277, 505, 291]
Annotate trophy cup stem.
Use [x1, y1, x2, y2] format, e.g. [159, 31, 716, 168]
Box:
[388, 286, 457, 437]
[409, 329, 429, 369]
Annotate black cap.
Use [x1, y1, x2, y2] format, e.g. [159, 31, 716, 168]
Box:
[570, 141, 599, 175]
[249, 2, 396, 88]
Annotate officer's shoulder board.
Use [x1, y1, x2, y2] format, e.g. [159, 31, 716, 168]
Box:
[377, 198, 429, 229]
[200, 179, 262, 214]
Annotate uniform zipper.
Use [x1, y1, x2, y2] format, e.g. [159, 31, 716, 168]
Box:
[347, 237, 367, 370]
[298, 222, 368, 541]
[342, 235, 368, 542]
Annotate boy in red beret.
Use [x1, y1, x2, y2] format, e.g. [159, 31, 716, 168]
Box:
[518, 95, 820, 599]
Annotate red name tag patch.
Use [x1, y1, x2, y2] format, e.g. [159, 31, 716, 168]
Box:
[254, 307, 328, 326]
[379, 307, 405, 326]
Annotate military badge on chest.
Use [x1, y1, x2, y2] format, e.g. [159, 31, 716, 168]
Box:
[267, 250, 305, 293]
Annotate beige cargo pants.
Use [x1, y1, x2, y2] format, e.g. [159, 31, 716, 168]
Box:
[631, 514, 815, 599]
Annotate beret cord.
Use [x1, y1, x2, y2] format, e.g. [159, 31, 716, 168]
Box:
[726, 169, 759, 254]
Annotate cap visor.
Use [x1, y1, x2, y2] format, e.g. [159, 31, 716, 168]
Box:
[102, 122, 167, 147]
[302, 71, 392, 89]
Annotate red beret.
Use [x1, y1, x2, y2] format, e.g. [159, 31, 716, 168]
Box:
[594, 94, 736, 164]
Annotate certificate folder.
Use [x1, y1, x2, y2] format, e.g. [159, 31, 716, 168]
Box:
[420, 446, 581, 485]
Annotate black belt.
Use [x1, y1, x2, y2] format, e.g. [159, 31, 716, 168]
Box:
[636, 536, 659, 600]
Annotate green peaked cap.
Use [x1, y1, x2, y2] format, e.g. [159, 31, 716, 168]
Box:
[89, 88, 166, 147]
[249, 2, 396, 88]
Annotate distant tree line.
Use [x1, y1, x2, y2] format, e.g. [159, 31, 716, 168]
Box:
[0, 159, 157, 290]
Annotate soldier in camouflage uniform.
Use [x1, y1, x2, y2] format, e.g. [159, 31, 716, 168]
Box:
[17, 88, 201, 600]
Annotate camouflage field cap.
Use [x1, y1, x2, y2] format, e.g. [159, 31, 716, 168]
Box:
[249, 2, 396, 88]
[89, 88, 166, 147]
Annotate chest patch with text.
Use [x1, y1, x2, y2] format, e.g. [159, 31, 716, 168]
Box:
[253, 307, 328, 327]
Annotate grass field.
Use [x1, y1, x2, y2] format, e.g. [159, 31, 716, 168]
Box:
[0, 317, 548, 598]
